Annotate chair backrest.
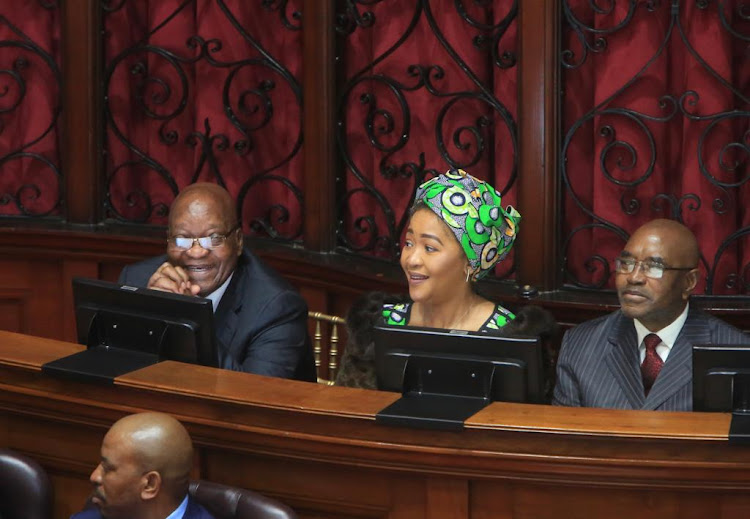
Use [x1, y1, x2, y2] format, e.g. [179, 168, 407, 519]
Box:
[308, 311, 345, 385]
[0, 448, 53, 519]
[189, 480, 297, 519]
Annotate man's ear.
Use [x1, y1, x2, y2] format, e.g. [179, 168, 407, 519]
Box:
[682, 268, 700, 300]
[140, 471, 161, 501]
[236, 227, 243, 255]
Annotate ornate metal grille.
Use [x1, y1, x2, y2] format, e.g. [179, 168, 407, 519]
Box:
[561, 0, 750, 294]
[0, 5, 62, 218]
[335, 0, 519, 278]
[102, 1, 304, 240]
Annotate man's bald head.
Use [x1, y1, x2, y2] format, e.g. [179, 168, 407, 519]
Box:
[110, 412, 193, 498]
[89, 413, 194, 519]
[169, 183, 237, 230]
[629, 219, 700, 268]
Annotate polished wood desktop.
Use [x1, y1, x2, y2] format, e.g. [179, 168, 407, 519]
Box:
[0, 330, 748, 519]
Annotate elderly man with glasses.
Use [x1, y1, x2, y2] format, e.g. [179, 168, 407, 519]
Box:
[553, 219, 747, 411]
[119, 183, 315, 381]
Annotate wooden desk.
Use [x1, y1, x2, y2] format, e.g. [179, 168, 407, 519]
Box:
[0, 330, 748, 519]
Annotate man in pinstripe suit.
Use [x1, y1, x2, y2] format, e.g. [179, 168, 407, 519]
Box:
[553, 219, 748, 411]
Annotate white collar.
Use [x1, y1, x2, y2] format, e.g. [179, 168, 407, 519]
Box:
[204, 271, 234, 312]
[634, 301, 690, 350]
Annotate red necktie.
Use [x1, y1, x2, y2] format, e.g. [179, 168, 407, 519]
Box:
[641, 333, 663, 395]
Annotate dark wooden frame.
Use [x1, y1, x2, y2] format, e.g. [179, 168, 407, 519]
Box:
[61, 0, 103, 224]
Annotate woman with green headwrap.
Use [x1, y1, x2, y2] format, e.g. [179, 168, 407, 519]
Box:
[336, 169, 556, 390]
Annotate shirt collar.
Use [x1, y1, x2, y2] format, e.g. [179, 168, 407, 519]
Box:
[165, 494, 189, 519]
[204, 271, 234, 312]
[634, 301, 690, 350]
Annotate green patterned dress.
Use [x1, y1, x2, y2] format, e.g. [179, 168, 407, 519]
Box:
[382, 302, 515, 332]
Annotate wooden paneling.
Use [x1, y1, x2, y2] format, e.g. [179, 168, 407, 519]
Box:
[1, 331, 750, 519]
[0, 289, 29, 333]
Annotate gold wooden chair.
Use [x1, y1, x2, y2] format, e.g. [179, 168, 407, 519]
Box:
[308, 311, 346, 385]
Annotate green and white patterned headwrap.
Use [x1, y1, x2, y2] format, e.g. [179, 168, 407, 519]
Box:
[413, 169, 521, 279]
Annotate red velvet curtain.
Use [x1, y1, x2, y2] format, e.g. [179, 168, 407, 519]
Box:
[0, 2, 61, 216]
[103, 1, 304, 239]
[562, 0, 750, 294]
[12, 1, 748, 294]
[337, 0, 518, 277]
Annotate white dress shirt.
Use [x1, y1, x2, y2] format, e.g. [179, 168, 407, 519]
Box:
[634, 302, 690, 363]
[204, 272, 234, 312]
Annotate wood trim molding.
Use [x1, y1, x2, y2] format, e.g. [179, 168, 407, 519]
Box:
[516, 0, 560, 291]
[302, 0, 337, 251]
[61, 0, 102, 223]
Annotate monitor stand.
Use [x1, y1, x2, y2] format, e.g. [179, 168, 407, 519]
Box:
[376, 355, 496, 431]
[43, 311, 167, 384]
[42, 345, 160, 384]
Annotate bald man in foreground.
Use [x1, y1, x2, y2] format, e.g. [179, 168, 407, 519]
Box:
[553, 219, 747, 411]
[118, 183, 315, 381]
[72, 412, 214, 519]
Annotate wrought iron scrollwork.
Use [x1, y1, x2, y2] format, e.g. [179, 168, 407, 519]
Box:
[561, 0, 750, 293]
[561, 223, 629, 290]
[336, 0, 518, 270]
[103, 1, 303, 239]
[0, 15, 62, 218]
[335, 0, 383, 36]
[261, 0, 302, 31]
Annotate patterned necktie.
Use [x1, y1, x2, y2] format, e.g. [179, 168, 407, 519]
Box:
[641, 333, 663, 396]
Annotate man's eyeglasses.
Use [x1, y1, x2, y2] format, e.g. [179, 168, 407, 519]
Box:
[614, 257, 695, 280]
[167, 226, 239, 251]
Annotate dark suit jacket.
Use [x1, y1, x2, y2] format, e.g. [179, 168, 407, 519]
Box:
[70, 495, 215, 519]
[119, 249, 316, 381]
[552, 306, 748, 411]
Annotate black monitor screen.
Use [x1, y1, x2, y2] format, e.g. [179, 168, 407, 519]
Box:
[693, 344, 750, 413]
[73, 277, 218, 367]
[374, 324, 544, 404]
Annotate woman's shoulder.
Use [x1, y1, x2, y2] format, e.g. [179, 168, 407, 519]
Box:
[382, 301, 411, 326]
[346, 291, 411, 340]
[478, 302, 558, 338]
[480, 303, 516, 332]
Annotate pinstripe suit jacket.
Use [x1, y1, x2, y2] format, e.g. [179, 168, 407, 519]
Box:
[552, 306, 748, 411]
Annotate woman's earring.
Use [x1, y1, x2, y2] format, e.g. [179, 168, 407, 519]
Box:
[465, 270, 471, 282]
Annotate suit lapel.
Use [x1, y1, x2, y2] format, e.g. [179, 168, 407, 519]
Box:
[605, 313, 646, 409]
[643, 308, 708, 410]
[213, 254, 247, 352]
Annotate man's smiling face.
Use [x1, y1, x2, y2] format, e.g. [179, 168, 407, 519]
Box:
[167, 190, 242, 297]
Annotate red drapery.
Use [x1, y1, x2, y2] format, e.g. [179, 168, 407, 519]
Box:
[562, 0, 750, 294]
[0, 2, 61, 216]
[10, 1, 749, 294]
[338, 0, 518, 277]
[103, 1, 304, 239]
